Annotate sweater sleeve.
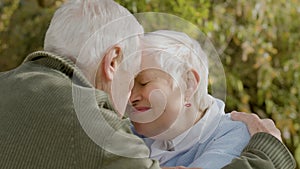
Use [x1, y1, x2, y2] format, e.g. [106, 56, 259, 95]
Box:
[100, 109, 161, 169]
[222, 133, 296, 169]
[100, 123, 162, 169]
[72, 87, 162, 169]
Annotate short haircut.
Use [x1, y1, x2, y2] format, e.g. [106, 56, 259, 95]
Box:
[44, 0, 143, 82]
[142, 30, 213, 113]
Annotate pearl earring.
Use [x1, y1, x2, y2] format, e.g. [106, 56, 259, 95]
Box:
[185, 103, 191, 107]
[184, 97, 191, 107]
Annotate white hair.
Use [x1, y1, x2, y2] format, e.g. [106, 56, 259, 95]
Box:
[44, 0, 143, 83]
[142, 30, 213, 113]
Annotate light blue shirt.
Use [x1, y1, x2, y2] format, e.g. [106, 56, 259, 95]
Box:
[133, 98, 251, 169]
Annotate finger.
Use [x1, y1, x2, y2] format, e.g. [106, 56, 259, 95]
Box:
[261, 119, 277, 133]
[231, 111, 258, 123]
[261, 119, 282, 141]
[261, 118, 275, 127]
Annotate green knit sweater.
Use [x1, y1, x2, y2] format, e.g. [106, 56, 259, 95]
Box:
[0, 51, 296, 169]
[0, 51, 160, 169]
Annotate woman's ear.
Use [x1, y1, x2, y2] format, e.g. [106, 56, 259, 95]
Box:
[102, 45, 123, 81]
[185, 69, 200, 100]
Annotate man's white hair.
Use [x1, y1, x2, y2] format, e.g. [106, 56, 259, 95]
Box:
[44, 0, 143, 83]
[142, 30, 213, 114]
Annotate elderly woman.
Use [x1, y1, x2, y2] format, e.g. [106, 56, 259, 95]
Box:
[128, 30, 251, 168]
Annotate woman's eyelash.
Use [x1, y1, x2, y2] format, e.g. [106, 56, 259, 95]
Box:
[140, 81, 150, 86]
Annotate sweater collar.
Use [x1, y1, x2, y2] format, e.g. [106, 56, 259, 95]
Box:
[24, 51, 115, 111]
[24, 51, 91, 87]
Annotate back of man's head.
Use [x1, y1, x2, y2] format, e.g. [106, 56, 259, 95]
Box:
[44, 0, 143, 82]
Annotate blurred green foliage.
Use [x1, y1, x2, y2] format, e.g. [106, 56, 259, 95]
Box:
[0, 0, 62, 70]
[0, 0, 299, 167]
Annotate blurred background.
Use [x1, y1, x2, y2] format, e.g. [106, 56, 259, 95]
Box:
[0, 0, 299, 167]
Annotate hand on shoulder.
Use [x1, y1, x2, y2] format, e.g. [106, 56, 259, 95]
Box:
[230, 111, 282, 142]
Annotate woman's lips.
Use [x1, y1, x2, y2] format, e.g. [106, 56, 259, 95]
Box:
[133, 107, 151, 113]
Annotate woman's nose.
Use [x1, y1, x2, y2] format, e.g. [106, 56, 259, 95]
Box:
[129, 85, 142, 106]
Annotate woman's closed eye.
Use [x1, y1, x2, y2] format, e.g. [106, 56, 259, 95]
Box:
[140, 81, 150, 86]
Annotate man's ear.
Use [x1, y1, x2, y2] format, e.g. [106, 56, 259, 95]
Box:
[102, 45, 123, 81]
[185, 69, 200, 100]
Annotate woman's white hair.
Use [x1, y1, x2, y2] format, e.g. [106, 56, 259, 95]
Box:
[44, 0, 143, 82]
[142, 30, 213, 114]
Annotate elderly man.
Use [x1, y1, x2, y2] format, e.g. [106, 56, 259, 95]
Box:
[0, 0, 295, 169]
